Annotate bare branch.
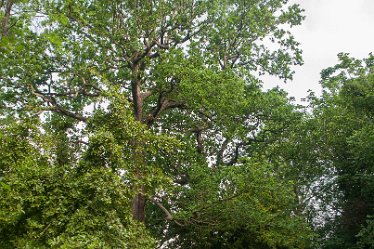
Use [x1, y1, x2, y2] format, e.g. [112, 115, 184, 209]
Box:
[141, 90, 152, 100]
[43, 90, 99, 98]
[145, 79, 184, 126]
[29, 84, 88, 122]
[133, 40, 157, 64]
[37, 222, 51, 241]
[146, 98, 184, 127]
[150, 198, 184, 226]
[50, 105, 87, 122]
[194, 128, 204, 154]
[216, 138, 229, 166]
[155, 39, 170, 49]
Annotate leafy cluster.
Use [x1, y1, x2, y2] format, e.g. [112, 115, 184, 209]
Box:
[2, 1, 373, 249]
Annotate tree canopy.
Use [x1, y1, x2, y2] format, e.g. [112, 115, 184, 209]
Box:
[1, 0, 373, 248]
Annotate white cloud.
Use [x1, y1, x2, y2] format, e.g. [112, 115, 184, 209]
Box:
[264, 0, 374, 100]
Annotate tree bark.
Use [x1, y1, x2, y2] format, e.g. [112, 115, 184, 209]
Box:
[1, 0, 13, 37]
[132, 189, 146, 222]
[131, 64, 143, 121]
[130, 63, 146, 222]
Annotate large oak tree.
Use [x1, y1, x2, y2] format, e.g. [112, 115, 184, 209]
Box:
[0, 1, 314, 248]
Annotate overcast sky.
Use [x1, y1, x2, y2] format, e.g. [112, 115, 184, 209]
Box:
[264, 0, 374, 100]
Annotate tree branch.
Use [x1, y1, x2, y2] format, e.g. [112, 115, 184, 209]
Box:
[150, 198, 184, 226]
[194, 127, 205, 155]
[29, 84, 88, 122]
[141, 90, 152, 100]
[216, 138, 229, 166]
[146, 98, 184, 127]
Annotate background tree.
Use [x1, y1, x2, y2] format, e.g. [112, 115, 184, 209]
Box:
[286, 53, 374, 249]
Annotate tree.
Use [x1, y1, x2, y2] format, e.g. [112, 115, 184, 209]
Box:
[1, 0, 314, 247]
[298, 53, 374, 249]
[0, 107, 159, 248]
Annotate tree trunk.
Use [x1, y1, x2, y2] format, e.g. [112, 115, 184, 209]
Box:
[130, 63, 146, 222]
[1, 0, 14, 38]
[132, 190, 146, 222]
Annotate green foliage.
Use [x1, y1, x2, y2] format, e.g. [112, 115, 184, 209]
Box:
[299, 54, 374, 249]
[0, 120, 156, 248]
[357, 216, 374, 249]
[163, 157, 313, 249]
[0, 0, 315, 248]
